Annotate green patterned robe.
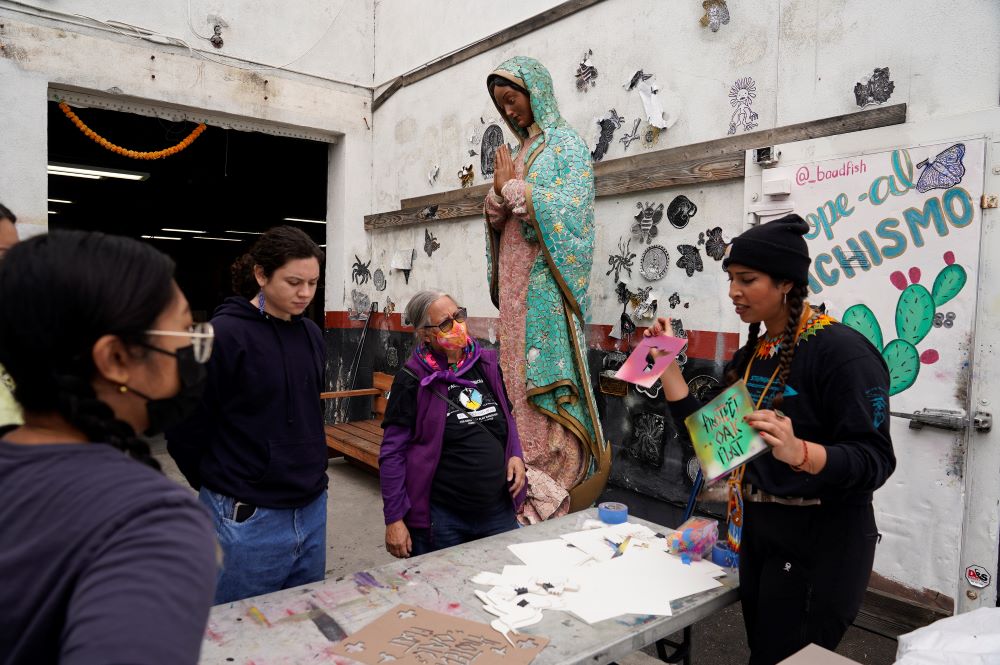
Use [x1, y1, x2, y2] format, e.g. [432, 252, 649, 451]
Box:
[485, 57, 609, 509]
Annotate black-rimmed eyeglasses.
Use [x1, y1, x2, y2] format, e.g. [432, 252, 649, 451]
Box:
[143, 322, 215, 363]
[421, 308, 467, 333]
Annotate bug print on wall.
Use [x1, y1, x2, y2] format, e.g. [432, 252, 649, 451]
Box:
[633, 201, 663, 244]
[676, 245, 704, 277]
[575, 49, 598, 91]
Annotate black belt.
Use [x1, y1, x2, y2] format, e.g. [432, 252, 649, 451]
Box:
[744, 484, 821, 507]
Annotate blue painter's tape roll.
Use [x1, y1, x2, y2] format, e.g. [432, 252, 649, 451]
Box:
[597, 501, 628, 524]
[712, 542, 739, 568]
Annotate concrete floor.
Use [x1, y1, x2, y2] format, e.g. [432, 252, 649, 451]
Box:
[151, 443, 899, 664]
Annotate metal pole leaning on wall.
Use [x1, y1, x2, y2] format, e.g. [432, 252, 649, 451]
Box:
[348, 302, 379, 391]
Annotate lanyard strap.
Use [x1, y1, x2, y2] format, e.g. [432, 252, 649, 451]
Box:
[726, 311, 813, 554]
[402, 367, 507, 449]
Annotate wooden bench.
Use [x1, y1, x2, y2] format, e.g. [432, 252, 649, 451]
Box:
[320, 372, 393, 472]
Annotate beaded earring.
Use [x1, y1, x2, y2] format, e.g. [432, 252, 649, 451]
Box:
[258, 292, 266, 316]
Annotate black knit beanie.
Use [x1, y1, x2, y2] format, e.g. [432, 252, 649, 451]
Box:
[722, 214, 811, 285]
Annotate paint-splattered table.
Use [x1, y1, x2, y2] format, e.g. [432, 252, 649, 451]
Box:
[198, 508, 739, 665]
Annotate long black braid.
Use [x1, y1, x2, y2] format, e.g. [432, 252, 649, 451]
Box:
[770, 284, 808, 410]
[0, 231, 176, 470]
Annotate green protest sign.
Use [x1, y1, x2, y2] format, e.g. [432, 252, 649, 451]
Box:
[684, 380, 769, 482]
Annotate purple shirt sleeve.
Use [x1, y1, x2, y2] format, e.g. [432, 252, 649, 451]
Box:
[378, 424, 412, 525]
[60, 497, 218, 665]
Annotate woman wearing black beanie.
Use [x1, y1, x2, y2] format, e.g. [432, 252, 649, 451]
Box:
[647, 214, 896, 664]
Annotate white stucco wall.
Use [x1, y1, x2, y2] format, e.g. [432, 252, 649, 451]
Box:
[366, 0, 1000, 326]
[16, 0, 375, 86]
[0, 1, 375, 306]
[374, 0, 566, 84]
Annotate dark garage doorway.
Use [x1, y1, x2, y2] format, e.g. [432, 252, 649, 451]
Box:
[47, 100, 330, 327]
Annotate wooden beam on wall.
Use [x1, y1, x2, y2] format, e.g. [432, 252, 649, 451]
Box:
[372, 0, 607, 112]
[366, 103, 907, 230]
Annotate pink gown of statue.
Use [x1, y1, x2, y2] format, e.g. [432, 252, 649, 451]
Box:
[484, 135, 584, 524]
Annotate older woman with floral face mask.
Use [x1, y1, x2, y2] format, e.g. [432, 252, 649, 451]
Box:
[379, 290, 527, 557]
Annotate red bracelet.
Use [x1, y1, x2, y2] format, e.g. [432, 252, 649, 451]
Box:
[791, 438, 809, 472]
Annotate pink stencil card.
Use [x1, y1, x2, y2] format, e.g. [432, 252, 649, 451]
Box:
[614, 334, 687, 388]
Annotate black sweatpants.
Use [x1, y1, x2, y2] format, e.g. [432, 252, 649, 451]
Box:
[739, 501, 879, 665]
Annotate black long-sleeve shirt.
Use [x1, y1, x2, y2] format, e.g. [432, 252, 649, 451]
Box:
[0, 441, 218, 665]
[669, 319, 895, 503]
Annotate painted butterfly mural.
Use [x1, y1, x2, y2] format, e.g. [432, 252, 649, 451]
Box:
[915, 143, 966, 193]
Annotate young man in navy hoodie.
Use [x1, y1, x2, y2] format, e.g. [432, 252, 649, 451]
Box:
[168, 226, 328, 604]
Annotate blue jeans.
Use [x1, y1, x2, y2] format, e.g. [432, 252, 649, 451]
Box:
[199, 487, 327, 604]
[410, 501, 519, 556]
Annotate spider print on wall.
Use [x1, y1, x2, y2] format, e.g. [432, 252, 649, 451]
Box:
[606, 236, 636, 283]
[727, 76, 759, 135]
[352, 255, 372, 285]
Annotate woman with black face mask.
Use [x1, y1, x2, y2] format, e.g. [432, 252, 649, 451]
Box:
[0, 231, 218, 665]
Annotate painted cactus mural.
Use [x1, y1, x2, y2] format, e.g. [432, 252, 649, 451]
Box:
[842, 252, 967, 395]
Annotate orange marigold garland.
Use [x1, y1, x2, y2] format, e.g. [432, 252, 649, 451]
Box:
[59, 101, 207, 160]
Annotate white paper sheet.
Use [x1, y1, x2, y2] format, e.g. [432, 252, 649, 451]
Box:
[563, 548, 722, 624]
[559, 522, 659, 561]
[507, 539, 591, 568]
